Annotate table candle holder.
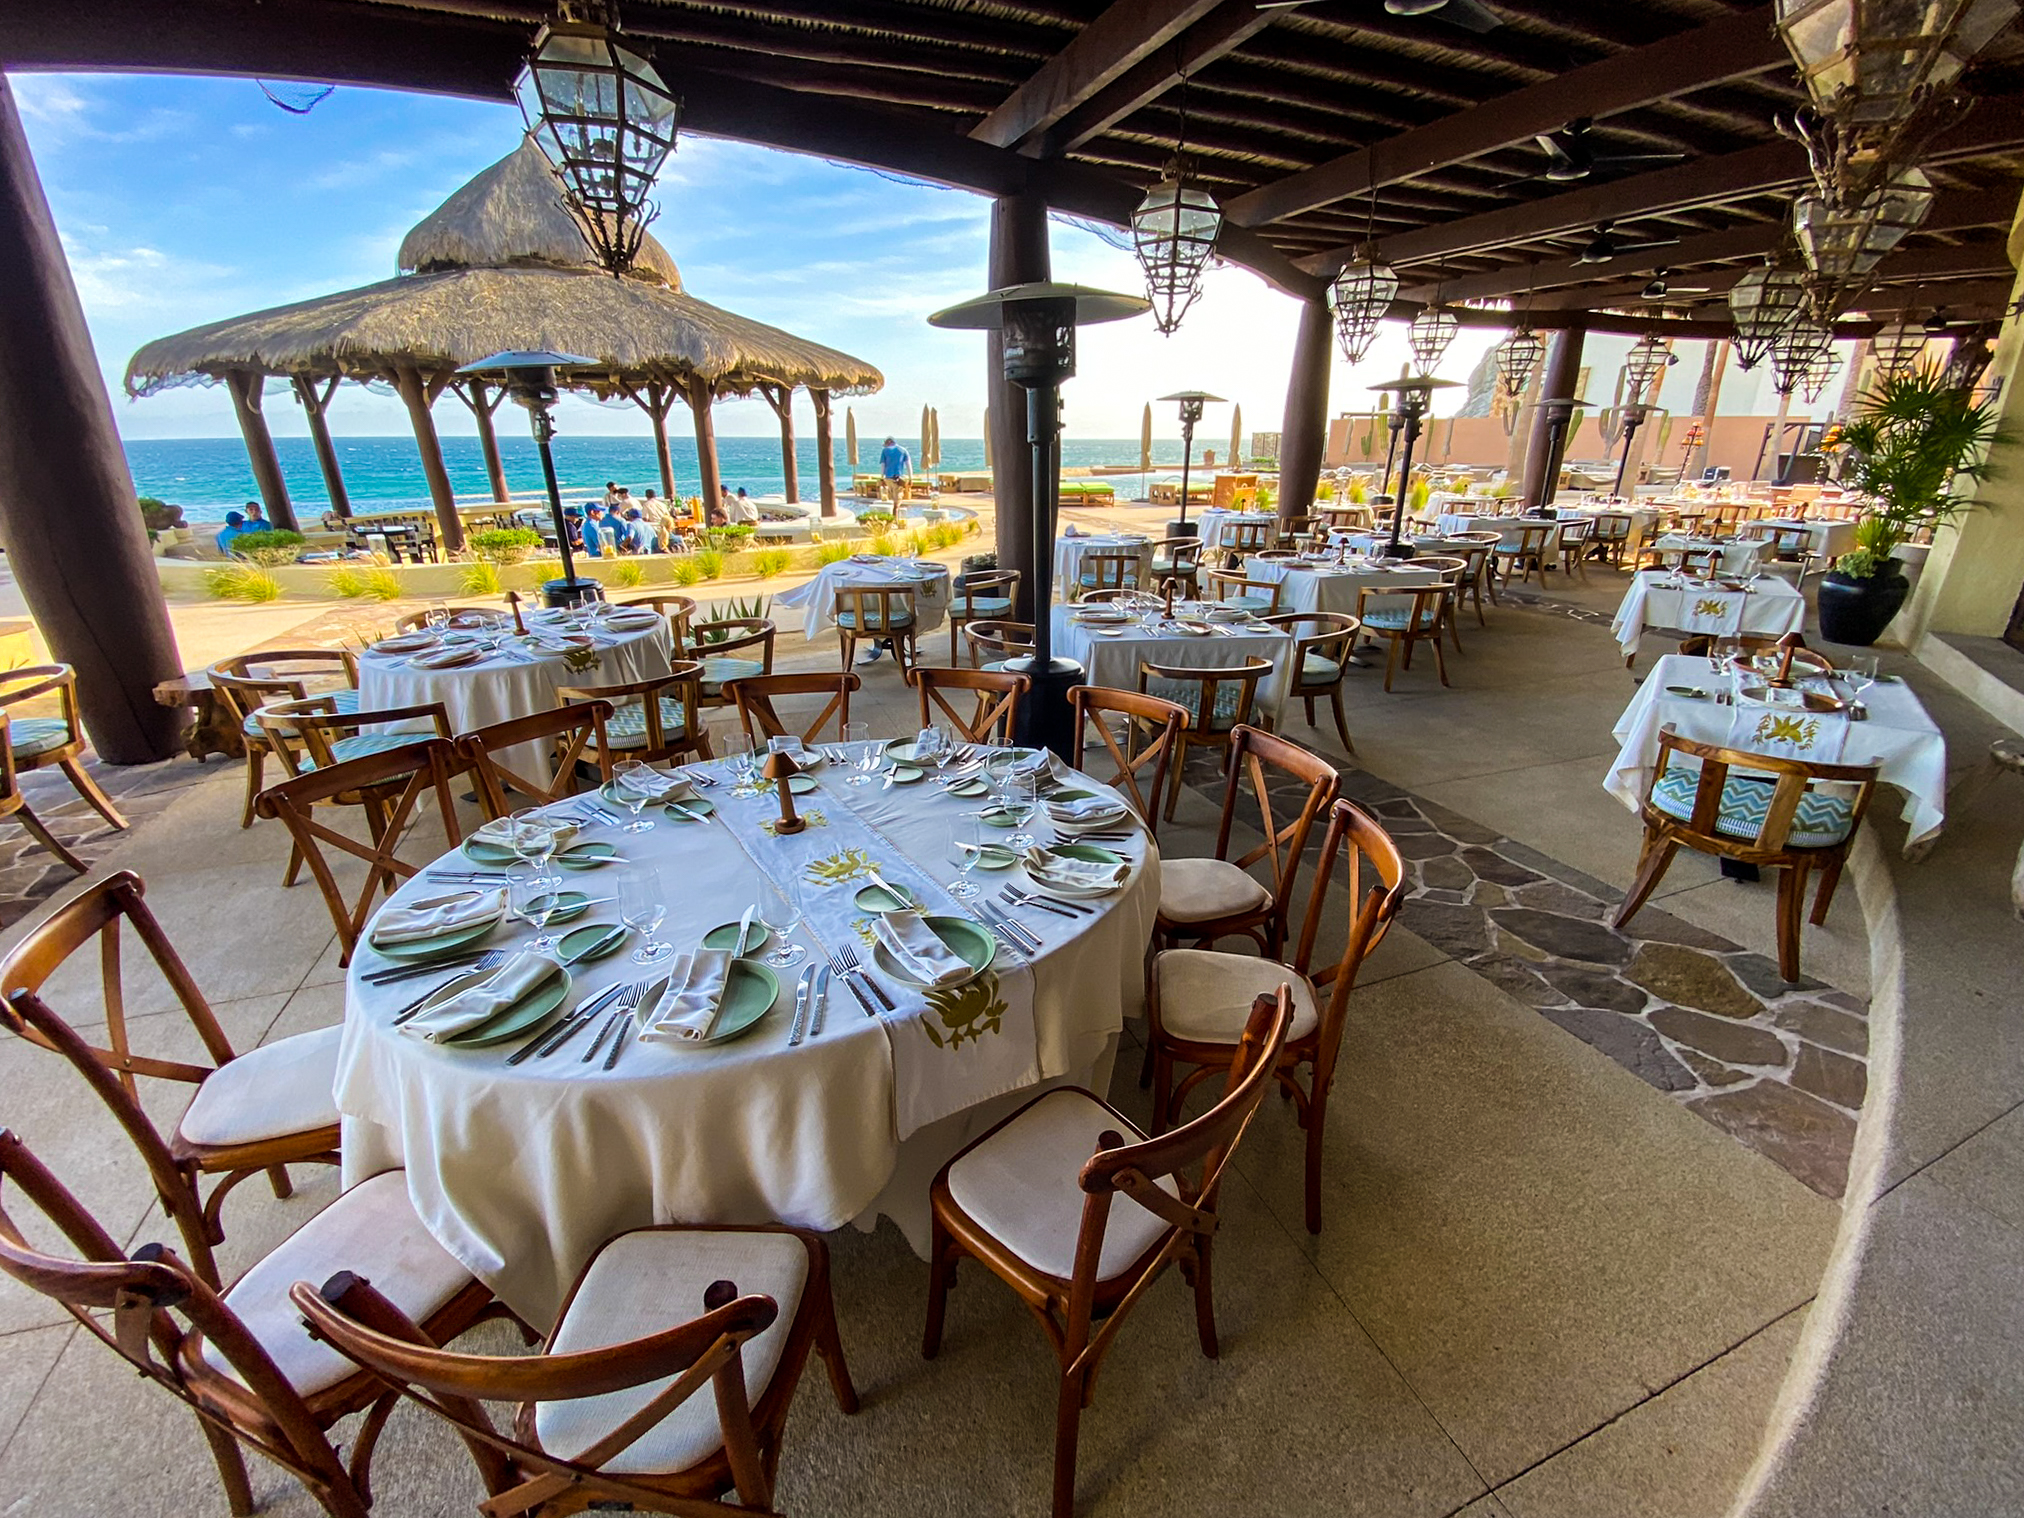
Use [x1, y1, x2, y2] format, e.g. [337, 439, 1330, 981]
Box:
[764, 752, 806, 835]
[506, 590, 528, 637]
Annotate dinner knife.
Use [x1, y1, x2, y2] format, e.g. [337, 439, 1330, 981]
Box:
[808, 965, 829, 1038]
[786, 966, 815, 1047]
[515, 981, 626, 1064]
[559, 923, 628, 965]
[733, 905, 758, 956]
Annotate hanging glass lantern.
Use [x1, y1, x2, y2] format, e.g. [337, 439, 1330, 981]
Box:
[1772, 315, 1835, 394]
[1729, 261, 1809, 370]
[1870, 319, 1929, 374]
[1330, 249, 1398, 363]
[515, 10, 681, 276]
[1495, 325, 1544, 396]
[1621, 334, 1677, 396]
[1798, 342, 1844, 403]
[1408, 305, 1460, 371]
[1794, 166, 1935, 294]
[1131, 169, 1223, 335]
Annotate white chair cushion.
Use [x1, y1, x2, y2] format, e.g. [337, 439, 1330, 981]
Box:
[535, 1229, 808, 1476]
[945, 1088, 1175, 1282]
[178, 1023, 342, 1147]
[204, 1170, 471, 1398]
[1155, 949, 1320, 1045]
[1158, 858, 1271, 923]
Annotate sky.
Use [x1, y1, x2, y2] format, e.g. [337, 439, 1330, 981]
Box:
[11, 69, 1798, 448]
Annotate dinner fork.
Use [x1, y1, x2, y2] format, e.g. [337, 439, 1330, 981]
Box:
[826, 948, 880, 1018]
[835, 943, 896, 1012]
[581, 982, 646, 1064]
[365, 948, 504, 986]
[999, 886, 1084, 920]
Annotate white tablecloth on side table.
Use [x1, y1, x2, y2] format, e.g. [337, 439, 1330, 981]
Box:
[1241, 556, 1441, 618]
[1054, 535, 1154, 597]
[1192, 509, 1277, 556]
[774, 558, 951, 639]
[1748, 518, 1857, 559]
[1606, 653, 1947, 847]
[336, 751, 1159, 1322]
[1648, 534, 1769, 575]
[1052, 604, 1295, 723]
[1610, 571, 1806, 658]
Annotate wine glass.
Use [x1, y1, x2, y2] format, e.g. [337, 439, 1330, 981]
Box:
[754, 883, 805, 968]
[947, 818, 987, 900]
[719, 731, 756, 785]
[1843, 653, 1878, 711]
[842, 721, 877, 786]
[1000, 771, 1039, 849]
[612, 759, 659, 833]
[620, 865, 673, 965]
[510, 808, 560, 873]
[508, 861, 562, 954]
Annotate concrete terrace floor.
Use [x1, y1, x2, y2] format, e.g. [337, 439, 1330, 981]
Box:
[0, 535, 1977, 1518]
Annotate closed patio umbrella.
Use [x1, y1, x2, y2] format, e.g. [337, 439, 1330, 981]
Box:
[930, 407, 941, 468]
[847, 406, 858, 467]
[920, 403, 931, 468]
[1140, 402, 1152, 472]
[1230, 403, 1242, 466]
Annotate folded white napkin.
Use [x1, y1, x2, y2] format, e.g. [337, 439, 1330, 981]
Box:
[1023, 847, 1129, 893]
[370, 889, 504, 946]
[403, 951, 558, 1042]
[372, 632, 438, 654]
[473, 817, 579, 849]
[1047, 795, 1125, 822]
[873, 911, 969, 986]
[639, 949, 734, 1043]
[612, 767, 681, 799]
[411, 645, 484, 669]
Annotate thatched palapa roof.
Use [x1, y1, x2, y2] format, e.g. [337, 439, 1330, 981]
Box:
[125, 139, 881, 401]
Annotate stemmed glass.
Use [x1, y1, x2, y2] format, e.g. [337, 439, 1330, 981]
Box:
[1843, 654, 1878, 712]
[947, 818, 987, 899]
[720, 731, 756, 785]
[424, 600, 450, 634]
[508, 861, 562, 954]
[999, 771, 1039, 849]
[620, 864, 673, 965]
[510, 808, 561, 874]
[612, 760, 660, 832]
[842, 721, 878, 786]
[753, 883, 806, 967]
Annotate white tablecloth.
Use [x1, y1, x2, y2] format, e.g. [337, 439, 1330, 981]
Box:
[1606, 654, 1947, 846]
[337, 753, 1160, 1322]
[1610, 571, 1806, 658]
[1192, 509, 1277, 555]
[1649, 534, 1770, 575]
[774, 558, 951, 640]
[1053, 604, 1295, 723]
[1054, 535, 1154, 598]
[1557, 505, 1663, 551]
[1242, 556, 1441, 618]
[1748, 518, 1857, 559]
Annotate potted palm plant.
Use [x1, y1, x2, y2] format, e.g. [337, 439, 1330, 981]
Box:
[1818, 367, 2000, 647]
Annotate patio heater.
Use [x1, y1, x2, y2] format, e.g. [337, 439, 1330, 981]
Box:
[1531, 398, 1582, 513]
[1158, 389, 1225, 537]
[931, 283, 1150, 757]
[456, 349, 600, 606]
[1609, 335, 1678, 496]
[1369, 376, 1458, 559]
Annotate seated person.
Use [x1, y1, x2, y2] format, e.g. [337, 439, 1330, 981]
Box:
[561, 506, 586, 552]
[242, 500, 269, 531]
[730, 487, 761, 525]
[214, 510, 249, 555]
[621, 508, 652, 553]
[706, 503, 730, 529]
[581, 503, 619, 557]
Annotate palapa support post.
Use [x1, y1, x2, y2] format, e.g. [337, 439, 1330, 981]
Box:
[393, 365, 465, 553]
[761, 383, 799, 503]
[1278, 292, 1332, 530]
[291, 373, 350, 518]
[812, 388, 838, 519]
[625, 380, 680, 501]
[225, 368, 298, 532]
[451, 377, 512, 506]
[685, 375, 724, 514]
[0, 77, 182, 762]
[764, 752, 805, 834]
[1523, 326, 1585, 510]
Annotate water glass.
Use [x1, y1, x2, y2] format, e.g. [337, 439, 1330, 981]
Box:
[1843, 654, 1878, 704]
[720, 731, 756, 784]
[620, 864, 673, 965]
[508, 861, 562, 953]
[424, 600, 450, 633]
[612, 759, 659, 833]
[754, 884, 806, 968]
[842, 721, 878, 786]
[1000, 771, 1039, 849]
[947, 819, 986, 899]
[510, 808, 560, 870]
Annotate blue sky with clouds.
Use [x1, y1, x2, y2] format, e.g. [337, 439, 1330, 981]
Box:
[13, 70, 1776, 449]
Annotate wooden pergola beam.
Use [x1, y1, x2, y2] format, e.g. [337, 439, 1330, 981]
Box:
[969, 0, 1229, 151]
[1225, 7, 1790, 230]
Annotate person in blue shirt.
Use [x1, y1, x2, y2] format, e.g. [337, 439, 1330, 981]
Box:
[621, 508, 652, 553]
[879, 436, 912, 483]
[581, 503, 618, 557]
[215, 511, 248, 555]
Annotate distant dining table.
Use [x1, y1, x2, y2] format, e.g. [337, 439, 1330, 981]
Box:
[1747, 517, 1858, 559]
[1052, 603, 1296, 722]
[774, 556, 951, 640]
[1607, 653, 1947, 849]
[1241, 554, 1443, 619]
[336, 746, 1161, 1322]
[1053, 532, 1154, 598]
[1610, 569, 1807, 660]
[1646, 534, 1770, 576]
[1192, 508, 1276, 557]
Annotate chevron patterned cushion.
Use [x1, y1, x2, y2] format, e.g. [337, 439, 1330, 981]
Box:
[698, 656, 765, 694]
[1217, 594, 1273, 615]
[243, 687, 359, 739]
[296, 730, 425, 771]
[1651, 767, 1856, 848]
[836, 609, 914, 630]
[8, 717, 71, 760]
[605, 698, 690, 749]
[1148, 680, 1246, 730]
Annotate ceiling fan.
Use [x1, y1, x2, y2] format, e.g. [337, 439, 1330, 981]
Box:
[1528, 119, 1687, 184]
[1257, 0, 1502, 32]
[1576, 223, 1682, 266]
[1638, 270, 1713, 301]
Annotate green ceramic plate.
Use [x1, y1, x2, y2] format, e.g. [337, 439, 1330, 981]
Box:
[784, 774, 820, 794]
[886, 764, 925, 785]
[702, 919, 773, 954]
[871, 914, 996, 988]
[553, 842, 618, 870]
[942, 777, 990, 798]
[460, 837, 520, 867]
[557, 922, 629, 962]
[445, 967, 573, 1048]
[1045, 788, 1099, 804]
[602, 781, 702, 812]
[969, 843, 1019, 870]
[1049, 842, 1126, 868]
[683, 960, 781, 1047]
[547, 890, 593, 923]
[885, 739, 937, 764]
[661, 795, 718, 819]
[854, 880, 917, 913]
[1664, 685, 1709, 699]
[976, 803, 1025, 829]
[369, 914, 499, 962]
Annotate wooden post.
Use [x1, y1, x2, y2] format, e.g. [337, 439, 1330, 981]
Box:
[224, 368, 298, 532]
[812, 388, 838, 518]
[1276, 292, 1331, 527]
[761, 384, 799, 503]
[988, 191, 1050, 622]
[392, 365, 465, 552]
[685, 376, 723, 512]
[645, 381, 677, 500]
[291, 373, 350, 519]
[1693, 339, 1729, 480]
[0, 78, 181, 762]
[1522, 325, 1585, 508]
[451, 377, 511, 505]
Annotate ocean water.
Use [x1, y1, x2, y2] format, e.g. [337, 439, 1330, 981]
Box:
[126, 434, 1212, 525]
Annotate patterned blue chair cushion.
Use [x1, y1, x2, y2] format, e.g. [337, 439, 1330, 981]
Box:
[1148, 680, 1247, 731]
[955, 596, 1014, 618]
[295, 729, 429, 771]
[1219, 595, 1273, 615]
[605, 698, 691, 749]
[1650, 767, 1856, 849]
[1150, 556, 1195, 577]
[698, 656, 766, 694]
[1300, 653, 1343, 684]
[8, 717, 71, 761]
[1079, 571, 1140, 588]
[835, 609, 914, 630]
[243, 687, 359, 740]
[1359, 606, 1437, 632]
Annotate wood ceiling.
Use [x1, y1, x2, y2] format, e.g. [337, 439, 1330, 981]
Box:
[2, 0, 2020, 326]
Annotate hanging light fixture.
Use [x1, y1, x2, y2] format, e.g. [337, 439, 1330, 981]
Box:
[515, 4, 681, 277]
[1130, 70, 1221, 335]
[1870, 319, 1930, 374]
[1408, 305, 1460, 371]
[1794, 165, 1936, 314]
[1772, 315, 1836, 395]
[1729, 259, 1809, 369]
[1621, 333, 1677, 396]
[1330, 185, 1397, 364]
[1495, 325, 1545, 397]
[1798, 342, 1844, 403]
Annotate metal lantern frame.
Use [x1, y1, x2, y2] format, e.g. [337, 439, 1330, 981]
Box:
[515, 10, 681, 276]
[1729, 260, 1809, 370]
[1772, 315, 1836, 395]
[1870, 319, 1930, 374]
[1495, 325, 1545, 397]
[1797, 341, 1844, 403]
[1132, 169, 1223, 335]
[1407, 304, 1460, 371]
[1331, 249, 1398, 363]
[1794, 165, 1935, 316]
[1621, 333, 1676, 396]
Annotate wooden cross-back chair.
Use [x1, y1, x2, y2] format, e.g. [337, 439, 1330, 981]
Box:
[1134, 659, 1275, 821]
[1075, 551, 1140, 599]
[456, 703, 614, 818]
[1555, 517, 1594, 581]
[1354, 584, 1452, 692]
[833, 585, 919, 672]
[1220, 515, 1276, 563]
[557, 664, 713, 771]
[0, 1127, 490, 1518]
[683, 617, 777, 714]
[923, 988, 1294, 1518]
[1589, 510, 1635, 566]
[206, 649, 359, 831]
[1615, 728, 1880, 983]
[1153, 723, 1340, 957]
[725, 671, 861, 745]
[1260, 612, 1360, 752]
[0, 870, 342, 1277]
[291, 1221, 859, 1518]
[1068, 685, 1187, 837]
[0, 663, 130, 845]
[1491, 521, 1555, 587]
[961, 619, 1036, 672]
[1149, 535, 1202, 597]
[255, 737, 469, 967]
[910, 665, 1030, 744]
[1147, 798, 1406, 1233]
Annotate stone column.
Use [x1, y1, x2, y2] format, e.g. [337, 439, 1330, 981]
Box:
[225, 369, 297, 531]
[988, 191, 1050, 621]
[1523, 325, 1585, 507]
[1277, 292, 1331, 527]
[0, 78, 181, 762]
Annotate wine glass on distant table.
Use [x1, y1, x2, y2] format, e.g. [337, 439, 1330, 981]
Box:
[843, 721, 877, 786]
[612, 759, 660, 833]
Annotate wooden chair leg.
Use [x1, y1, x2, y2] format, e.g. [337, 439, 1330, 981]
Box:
[196, 1415, 259, 1518]
[1446, 604, 1464, 654]
[1810, 853, 1845, 925]
[1151, 1047, 1175, 1131]
[1138, 1032, 1155, 1089]
[1613, 832, 1679, 929]
[1052, 1371, 1088, 1518]
[1776, 862, 1808, 983]
[1191, 1236, 1220, 1358]
[1304, 1087, 1329, 1235]
[59, 757, 128, 830]
[12, 802, 86, 872]
[1430, 631, 1450, 688]
[814, 1278, 861, 1413]
[240, 749, 265, 829]
[1382, 635, 1400, 693]
[266, 1164, 295, 1201]
[1329, 685, 1354, 753]
[922, 1216, 956, 1359]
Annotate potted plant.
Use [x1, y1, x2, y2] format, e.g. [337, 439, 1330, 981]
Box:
[1818, 368, 2000, 647]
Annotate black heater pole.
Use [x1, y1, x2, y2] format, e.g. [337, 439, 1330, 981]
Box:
[1027, 382, 1059, 672]
[530, 401, 581, 592]
[1612, 405, 1647, 497]
[1177, 416, 1195, 528]
[1386, 400, 1426, 560]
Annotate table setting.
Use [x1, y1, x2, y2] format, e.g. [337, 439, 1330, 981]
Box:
[1241, 550, 1441, 618]
[1053, 530, 1154, 598]
[1646, 533, 1770, 576]
[1609, 565, 1806, 659]
[1051, 595, 1296, 720]
[334, 730, 1160, 1321]
[775, 555, 952, 639]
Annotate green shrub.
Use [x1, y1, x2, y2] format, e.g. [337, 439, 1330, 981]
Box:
[327, 564, 402, 601]
[814, 540, 852, 566]
[611, 560, 647, 588]
[230, 529, 307, 567]
[854, 510, 896, 530]
[670, 556, 706, 587]
[700, 524, 756, 551]
[459, 561, 503, 596]
[868, 533, 897, 557]
[751, 548, 791, 579]
[470, 527, 542, 564]
[204, 564, 282, 602]
[694, 548, 725, 581]
[697, 595, 773, 638]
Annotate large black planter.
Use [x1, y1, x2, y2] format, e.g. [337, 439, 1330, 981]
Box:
[1817, 565, 1910, 647]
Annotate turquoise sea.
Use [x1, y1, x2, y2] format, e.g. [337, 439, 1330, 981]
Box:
[125, 434, 1208, 524]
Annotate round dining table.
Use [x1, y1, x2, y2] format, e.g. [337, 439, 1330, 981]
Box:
[334, 749, 1160, 1322]
[1053, 533, 1153, 598]
[773, 557, 952, 641]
